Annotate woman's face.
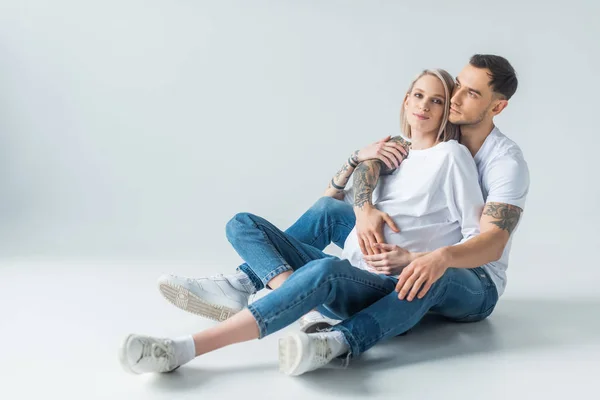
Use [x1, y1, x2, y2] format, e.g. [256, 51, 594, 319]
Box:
[404, 74, 447, 136]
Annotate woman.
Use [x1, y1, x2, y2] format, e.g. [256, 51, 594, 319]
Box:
[119, 68, 493, 376]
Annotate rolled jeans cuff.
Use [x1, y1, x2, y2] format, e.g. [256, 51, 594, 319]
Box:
[262, 264, 293, 289]
[247, 304, 268, 339]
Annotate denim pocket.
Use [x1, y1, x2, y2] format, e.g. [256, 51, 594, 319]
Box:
[453, 268, 499, 323]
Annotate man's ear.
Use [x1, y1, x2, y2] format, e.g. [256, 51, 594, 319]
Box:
[492, 99, 508, 116]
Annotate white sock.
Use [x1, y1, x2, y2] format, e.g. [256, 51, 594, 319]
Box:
[225, 271, 257, 294]
[312, 331, 350, 358]
[172, 335, 196, 366]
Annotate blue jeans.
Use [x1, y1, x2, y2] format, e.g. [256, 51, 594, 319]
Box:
[233, 196, 356, 291]
[226, 201, 498, 358]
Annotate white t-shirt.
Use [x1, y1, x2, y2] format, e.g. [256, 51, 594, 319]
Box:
[341, 140, 485, 271]
[343, 127, 529, 298]
[474, 127, 530, 297]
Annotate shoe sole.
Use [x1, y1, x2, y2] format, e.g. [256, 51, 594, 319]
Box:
[158, 281, 240, 322]
[278, 333, 307, 376]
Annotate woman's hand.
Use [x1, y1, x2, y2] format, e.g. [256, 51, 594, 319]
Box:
[354, 206, 400, 255]
[355, 136, 408, 170]
[363, 243, 412, 275]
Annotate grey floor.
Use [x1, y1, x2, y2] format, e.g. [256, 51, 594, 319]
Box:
[2, 260, 598, 400]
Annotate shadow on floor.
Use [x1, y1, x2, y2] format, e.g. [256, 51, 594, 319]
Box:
[147, 297, 600, 396]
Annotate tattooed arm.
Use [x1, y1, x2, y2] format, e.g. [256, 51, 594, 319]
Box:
[353, 135, 411, 208]
[323, 135, 409, 200]
[351, 159, 402, 255]
[437, 202, 522, 268]
[323, 151, 360, 200]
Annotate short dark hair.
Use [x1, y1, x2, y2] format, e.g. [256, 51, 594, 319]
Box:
[469, 54, 518, 100]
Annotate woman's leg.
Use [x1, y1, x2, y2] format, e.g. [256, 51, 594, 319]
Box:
[158, 201, 355, 321]
[192, 309, 259, 356]
[229, 197, 355, 291]
[120, 258, 397, 374]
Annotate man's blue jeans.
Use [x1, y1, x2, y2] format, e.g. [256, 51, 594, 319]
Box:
[226, 198, 498, 357]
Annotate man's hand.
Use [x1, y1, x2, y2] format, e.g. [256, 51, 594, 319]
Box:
[363, 243, 412, 275]
[354, 205, 399, 255]
[355, 135, 408, 170]
[395, 248, 450, 302]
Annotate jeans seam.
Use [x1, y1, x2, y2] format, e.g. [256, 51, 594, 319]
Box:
[363, 276, 450, 351]
[245, 215, 309, 285]
[262, 273, 393, 326]
[250, 215, 315, 268]
[363, 300, 431, 351]
[307, 222, 354, 248]
[446, 270, 487, 296]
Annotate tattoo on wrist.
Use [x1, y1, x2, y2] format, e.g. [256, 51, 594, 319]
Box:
[483, 202, 522, 234]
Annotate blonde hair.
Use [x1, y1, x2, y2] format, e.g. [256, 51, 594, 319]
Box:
[399, 69, 460, 142]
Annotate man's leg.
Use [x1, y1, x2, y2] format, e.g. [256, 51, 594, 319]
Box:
[328, 267, 499, 358]
[119, 258, 397, 375]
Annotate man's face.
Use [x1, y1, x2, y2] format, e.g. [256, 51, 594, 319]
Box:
[449, 64, 501, 126]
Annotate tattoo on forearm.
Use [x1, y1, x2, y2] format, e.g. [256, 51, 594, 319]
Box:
[353, 161, 380, 210]
[329, 161, 351, 192]
[483, 202, 523, 234]
[333, 162, 350, 181]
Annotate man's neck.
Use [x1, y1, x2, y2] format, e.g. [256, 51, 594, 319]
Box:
[460, 119, 495, 157]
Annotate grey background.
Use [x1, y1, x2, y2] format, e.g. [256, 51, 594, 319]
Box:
[1, 1, 599, 399]
[2, 0, 598, 296]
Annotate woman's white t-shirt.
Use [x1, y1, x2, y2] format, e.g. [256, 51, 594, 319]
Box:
[342, 140, 484, 271]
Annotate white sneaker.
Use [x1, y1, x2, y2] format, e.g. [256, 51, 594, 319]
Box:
[158, 274, 249, 322]
[298, 311, 341, 334]
[119, 334, 179, 374]
[278, 331, 348, 376]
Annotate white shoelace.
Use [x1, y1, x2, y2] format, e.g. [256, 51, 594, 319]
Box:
[312, 334, 334, 366]
[138, 338, 176, 372]
[311, 333, 351, 369]
[185, 273, 224, 285]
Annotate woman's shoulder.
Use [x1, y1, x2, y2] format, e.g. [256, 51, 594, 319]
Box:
[435, 140, 477, 169]
[436, 140, 471, 158]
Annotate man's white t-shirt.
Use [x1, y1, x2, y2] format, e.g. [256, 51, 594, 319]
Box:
[343, 127, 529, 298]
[341, 140, 485, 271]
[473, 127, 529, 297]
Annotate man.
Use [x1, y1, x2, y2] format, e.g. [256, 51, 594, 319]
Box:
[143, 54, 528, 374]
